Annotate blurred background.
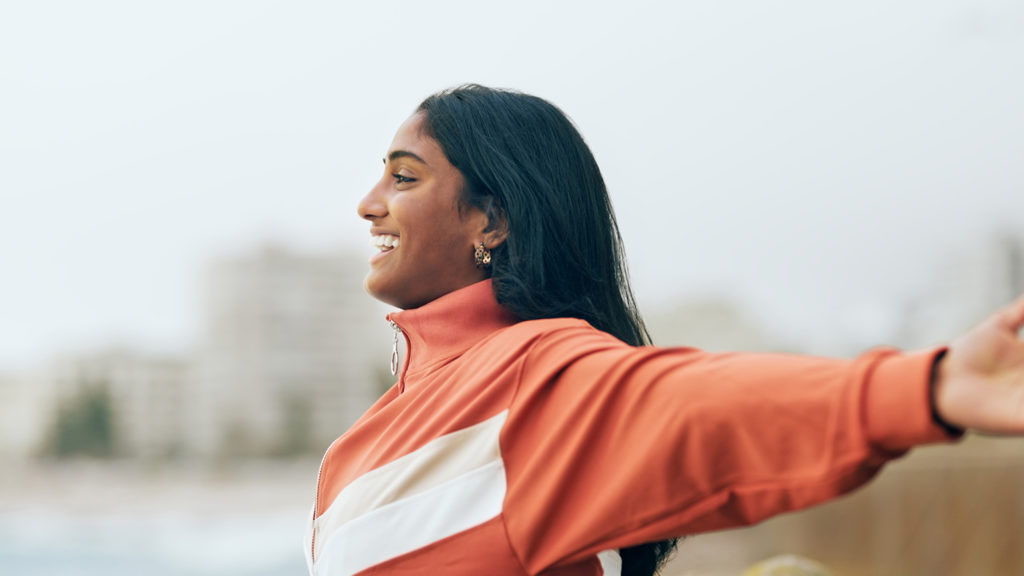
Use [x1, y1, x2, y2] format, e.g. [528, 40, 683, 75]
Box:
[1, 1, 1023, 575]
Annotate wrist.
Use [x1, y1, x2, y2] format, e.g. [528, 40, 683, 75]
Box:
[929, 349, 965, 436]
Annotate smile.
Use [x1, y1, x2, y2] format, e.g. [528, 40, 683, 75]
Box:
[371, 234, 400, 252]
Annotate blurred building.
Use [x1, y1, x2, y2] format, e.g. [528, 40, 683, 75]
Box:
[0, 370, 53, 459]
[42, 348, 190, 458]
[193, 244, 391, 457]
[646, 296, 789, 353]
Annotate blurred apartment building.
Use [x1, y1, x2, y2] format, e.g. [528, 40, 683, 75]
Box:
[48, 348, 190, 458]
[646, 296, 783, 353]
[191, 244, 391, 457]
[0, 370, 50, 459]
[0, 244, 392, 460]
[0, 348, 189, 460]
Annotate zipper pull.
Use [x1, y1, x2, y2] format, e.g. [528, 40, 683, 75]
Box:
[388, 320, 400, 376]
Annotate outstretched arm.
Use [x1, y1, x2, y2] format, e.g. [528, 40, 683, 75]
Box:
[933, 294, 1024, 434]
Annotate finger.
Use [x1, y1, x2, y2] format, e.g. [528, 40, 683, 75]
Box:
[994, 293, 1024, 334]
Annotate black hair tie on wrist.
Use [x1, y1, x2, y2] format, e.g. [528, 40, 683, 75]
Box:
[930, 349, 965, 436]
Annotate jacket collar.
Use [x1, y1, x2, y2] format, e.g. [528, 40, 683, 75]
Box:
[387, 279, 519, 378]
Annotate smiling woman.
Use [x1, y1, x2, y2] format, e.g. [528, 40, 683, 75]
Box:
[358, 114, 502, 310]
[306, 84, 1024, 576]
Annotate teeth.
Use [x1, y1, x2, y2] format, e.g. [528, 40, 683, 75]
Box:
[370, 235, 400, 250]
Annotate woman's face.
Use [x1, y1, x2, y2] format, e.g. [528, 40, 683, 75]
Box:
[357, 113, 491, 309]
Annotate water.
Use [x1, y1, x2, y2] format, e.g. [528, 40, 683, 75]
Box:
[0, 509, 308, 576]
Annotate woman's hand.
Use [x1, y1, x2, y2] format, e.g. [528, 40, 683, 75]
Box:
[933, 294, 1024, 434]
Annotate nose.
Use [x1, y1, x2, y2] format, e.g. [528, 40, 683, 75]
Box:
[357, 179, 388, 221]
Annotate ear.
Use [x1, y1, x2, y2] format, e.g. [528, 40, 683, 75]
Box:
[481, 205, 508, 249]
[465, 199, 508, 249]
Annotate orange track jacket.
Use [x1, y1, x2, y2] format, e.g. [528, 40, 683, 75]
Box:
[306, 280, 955, 576]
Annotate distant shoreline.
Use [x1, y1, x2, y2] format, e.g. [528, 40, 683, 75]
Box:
[0, 459, 319, 516]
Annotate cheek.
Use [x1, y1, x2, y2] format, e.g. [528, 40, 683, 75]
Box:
[412, 206, 475, 251]
[393, 191, 477, 262]
[420, 227, 470, 263]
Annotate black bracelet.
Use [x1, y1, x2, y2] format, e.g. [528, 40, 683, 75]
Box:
[929, 349, 965, 436]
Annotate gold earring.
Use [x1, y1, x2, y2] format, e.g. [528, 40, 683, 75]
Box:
[474, 242, 491, 268]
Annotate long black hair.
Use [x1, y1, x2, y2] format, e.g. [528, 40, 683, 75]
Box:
[417, 84, 678, 576]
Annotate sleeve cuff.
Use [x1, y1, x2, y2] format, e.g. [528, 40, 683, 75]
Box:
[865, 347, 963, 452]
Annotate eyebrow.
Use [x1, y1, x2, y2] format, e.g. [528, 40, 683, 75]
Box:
[384, 150, 428, 165]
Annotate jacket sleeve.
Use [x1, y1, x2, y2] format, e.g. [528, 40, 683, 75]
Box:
[497, 323, 958, 573]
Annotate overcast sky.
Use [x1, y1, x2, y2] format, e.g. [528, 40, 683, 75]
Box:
[2, 1, 1023, 369]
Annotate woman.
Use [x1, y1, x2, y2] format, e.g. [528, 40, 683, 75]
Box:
[306, 84, 1024, 576]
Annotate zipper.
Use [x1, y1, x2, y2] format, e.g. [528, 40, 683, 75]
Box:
[387, 316, 411, 393]
[388, 319, 401, 376]
[311, 318, 406, 571]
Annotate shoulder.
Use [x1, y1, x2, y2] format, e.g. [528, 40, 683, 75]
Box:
[503, 316, 592, 334]
[460, 317, 632, 375]
[482, 318, 635, 376]
[491, 317, 626, 348]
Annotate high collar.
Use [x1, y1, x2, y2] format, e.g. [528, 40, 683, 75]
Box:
[387, 279, 519, 378]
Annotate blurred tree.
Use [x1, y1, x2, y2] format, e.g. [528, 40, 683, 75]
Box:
[42, 383, 117, 458]
[277, 389, 315, 457]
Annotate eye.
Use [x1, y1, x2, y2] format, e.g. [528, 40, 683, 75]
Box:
[393, 173, 416, 185]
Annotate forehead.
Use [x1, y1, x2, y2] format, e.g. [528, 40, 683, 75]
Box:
[387, 113, 447, 166]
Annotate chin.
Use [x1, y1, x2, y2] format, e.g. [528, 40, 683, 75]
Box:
[363, 274, 387, 304]
[364, 276, 411, 309]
